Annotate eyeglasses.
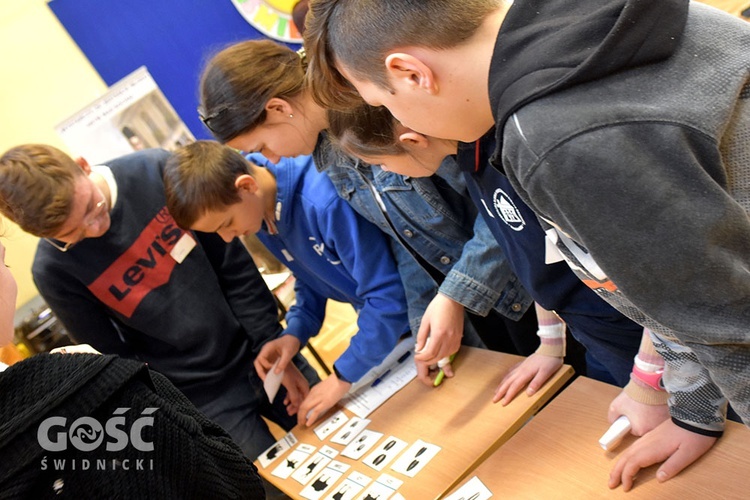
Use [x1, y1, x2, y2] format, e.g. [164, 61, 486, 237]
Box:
[198, 105, 228, 134]
[44, 187, 107, 253]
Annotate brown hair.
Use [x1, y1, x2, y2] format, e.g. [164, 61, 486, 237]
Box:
[327, 106, 406, 159]
[304, 0, 500, 110]
[199, 40, 307, 143]
[163, 141, 254, 229]
[0, 144, 82, 237]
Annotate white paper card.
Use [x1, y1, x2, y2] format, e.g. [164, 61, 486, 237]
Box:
[170, 232, 196, 263]
[299, 460, 351, 500]
[292, 446, 339, 485]
[330, 417, 370, 446]
[271, 443, 316, 479]
[362, 437, 408, 472]
[356, 473, 403, 500]
[390, 439, 441, 477]
[324, 471, 372, 500]
[442, 476, 493, 500]
[257, 432, 298, 469]
[341, 430, 383, 460]
[314, 410, 349, 440]
[263, 358, 284, 403]
[341, 341, 417, 418]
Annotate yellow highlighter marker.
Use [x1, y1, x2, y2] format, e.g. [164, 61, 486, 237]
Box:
[433, 353, 456, 387]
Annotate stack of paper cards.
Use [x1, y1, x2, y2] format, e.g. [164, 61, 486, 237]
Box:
[340, 341, 417, 418]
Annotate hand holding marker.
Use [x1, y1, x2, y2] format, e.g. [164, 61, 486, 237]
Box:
[416, 336, 457, 386]
[598, 415, 632, 451]
[433, 353, 456, 387]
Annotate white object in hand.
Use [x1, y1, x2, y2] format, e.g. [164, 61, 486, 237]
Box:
[263, 359, 284, 403]
[598, 415, 632, 451]
[437, 356, 452, 368]
[50, 344, 101, 355]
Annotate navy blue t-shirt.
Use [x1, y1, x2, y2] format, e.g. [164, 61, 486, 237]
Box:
[455, 137, 643, 385]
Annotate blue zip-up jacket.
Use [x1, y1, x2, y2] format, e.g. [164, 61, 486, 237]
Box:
[316, 144, 532, 335]
[247, 153, 410, 383]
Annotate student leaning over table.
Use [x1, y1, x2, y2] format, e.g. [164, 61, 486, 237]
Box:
[304, 0, 750, 491]
[195, 38, 540, 387]
[314, 130, 544, 375]
[163, 140, 412, 427]
[0, 145, 319, 473]
[326, 103, 658, 411]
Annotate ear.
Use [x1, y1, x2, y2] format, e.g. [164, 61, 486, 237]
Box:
[75, 157, 92, 175]
[234, 174, 259, 194]
[384, 53, 438, 95]
[397, 131, 430, 149]
[265, 97, 294, 119]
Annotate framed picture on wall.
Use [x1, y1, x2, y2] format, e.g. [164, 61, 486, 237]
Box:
[55, 66, 194, 164]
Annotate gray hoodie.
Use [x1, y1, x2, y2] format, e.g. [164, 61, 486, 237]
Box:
[491, 0, 750, 433]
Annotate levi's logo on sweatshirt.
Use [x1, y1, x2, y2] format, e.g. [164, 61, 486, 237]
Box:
[87, 208, 184, 318]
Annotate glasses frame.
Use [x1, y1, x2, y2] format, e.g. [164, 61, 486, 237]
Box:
[198, 105, 228, 134]
[44, 188, 107, 253]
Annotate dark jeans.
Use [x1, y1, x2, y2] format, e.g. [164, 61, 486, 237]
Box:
[564, 313, 643, 387]
[467, 306, 539, 356]
[199, 353, 320, 461]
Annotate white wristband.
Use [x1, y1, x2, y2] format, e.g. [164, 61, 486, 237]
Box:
[633, 355, 663, 373]
[536, 322, 566, 339]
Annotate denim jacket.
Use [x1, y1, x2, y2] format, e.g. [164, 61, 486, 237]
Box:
[314, 140, 532, 333]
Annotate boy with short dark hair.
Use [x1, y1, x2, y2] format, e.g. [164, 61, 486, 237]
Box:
[163, 140, 411, 427]
[305, 0, 750, 490]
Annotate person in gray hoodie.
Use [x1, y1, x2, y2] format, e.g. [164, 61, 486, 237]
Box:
[303, 0, 750, 491]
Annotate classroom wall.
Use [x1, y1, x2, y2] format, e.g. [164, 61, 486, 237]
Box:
[0, 0, 107, 307]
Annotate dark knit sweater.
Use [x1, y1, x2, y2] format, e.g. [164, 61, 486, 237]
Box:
[0, 353, 265, 499]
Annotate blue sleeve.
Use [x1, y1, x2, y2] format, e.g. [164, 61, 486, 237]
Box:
[282, 276, 329, 346]
[434, 158, 525, 318]
[319, 198, 410, 382]
[389, 239, 434, 335]
[439, 212, 518, 316]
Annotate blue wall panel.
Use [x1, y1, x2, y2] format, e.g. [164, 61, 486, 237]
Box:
[48, 0, 296, 140]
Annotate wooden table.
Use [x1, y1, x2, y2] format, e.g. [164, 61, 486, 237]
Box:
[697, 0, 750, 19]
[255, 347, 573, 499]
[445, 376, 750, 499]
